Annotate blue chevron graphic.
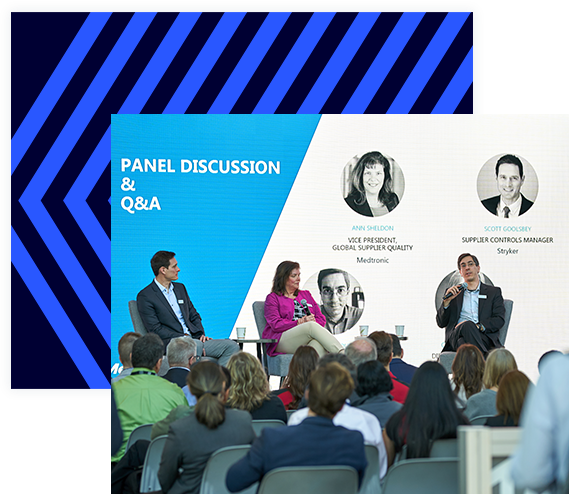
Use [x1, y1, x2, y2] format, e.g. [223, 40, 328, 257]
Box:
[253, 13, 335, 113]
[12, 228, 108, 388]
[343, 13, 424, 113]
[432, 47, 473, 113]
[208, 13, 290, 113]
[387, 12, 469, 113]
[298, 13, 379, 114]
[164, 13, 245, 113]
[11, 13, 110, 174]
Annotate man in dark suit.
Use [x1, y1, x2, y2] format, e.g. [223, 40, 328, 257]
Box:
[163, 336, 197, 388]
[481, 154, 534, 218]
[136, 251, 239, 366]
[437, 253, 505, 356]
[226, 362, 368, 492]
[388, 334, 417, 385]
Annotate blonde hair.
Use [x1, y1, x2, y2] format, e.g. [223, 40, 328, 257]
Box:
[227, 352, 270, 411]
[483, 348, 517, 389]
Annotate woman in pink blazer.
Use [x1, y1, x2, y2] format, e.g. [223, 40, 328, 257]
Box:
[262, 261, 344, 357]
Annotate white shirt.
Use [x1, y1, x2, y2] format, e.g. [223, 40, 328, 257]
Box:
[288, 404, 388, 478]
[498, 195, 522, 218]
[511, 354, 569, 491]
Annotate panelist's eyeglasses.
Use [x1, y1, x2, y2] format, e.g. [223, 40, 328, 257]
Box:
[321, 287, 348, 297]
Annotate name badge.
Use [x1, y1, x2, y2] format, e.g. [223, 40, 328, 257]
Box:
[307, 303, 313, 307]
[479, 294, 487, 299]
[178, 299, 184, 304]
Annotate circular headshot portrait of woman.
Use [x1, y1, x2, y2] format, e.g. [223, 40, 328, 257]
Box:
[303, 269, 365, 335]
[477, 153, 538, 219]
[342, 151, 405, 218]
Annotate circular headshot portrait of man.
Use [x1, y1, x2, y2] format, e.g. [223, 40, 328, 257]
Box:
[341, 151, 405, 218]
[477, 153, 538, 218]
[434, 270, 495, 310]
[303, 269, 365, 335]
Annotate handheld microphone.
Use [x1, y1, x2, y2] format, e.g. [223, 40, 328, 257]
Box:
[442, 283, 467, 300]
[300, 299, 311, 316]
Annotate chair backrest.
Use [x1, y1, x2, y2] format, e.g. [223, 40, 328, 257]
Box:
[430, 438, 458, 458]
[200, 445, 256, 494]
[252, 301, 266, 335]
[251, 419, 286, 436]
[381, 458, 459, 494]
[128, 300, 147, 335]
[499, 299, 513, 346]
[125, 423, 154, 452]
[140, 435, 168, 493]
[258, 465, 359, 494]
[359, 444, 381, 494]
[286, 409, 296, 421]
[469, 415, 494, 426]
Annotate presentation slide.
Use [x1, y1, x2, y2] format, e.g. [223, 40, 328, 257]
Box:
[112, 114, 569, 381]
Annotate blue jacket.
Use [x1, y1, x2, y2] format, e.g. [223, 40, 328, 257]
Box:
[226, 416, 367, 492]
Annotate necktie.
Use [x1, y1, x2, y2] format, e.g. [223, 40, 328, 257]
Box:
[503, 206, 510, 218]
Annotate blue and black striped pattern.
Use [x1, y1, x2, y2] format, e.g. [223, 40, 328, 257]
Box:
[11, 12, 473, 388]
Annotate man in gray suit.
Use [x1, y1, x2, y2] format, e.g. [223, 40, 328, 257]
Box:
[136, 251, 239, 366]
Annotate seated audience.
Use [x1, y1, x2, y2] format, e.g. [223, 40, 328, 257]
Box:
[537, 349, 562, 373]
[163, 336, 197, 388]
[351, 360, 402, 428]
[368, 331, 409, 403]
[275, 345, 318, 410]
[289, 358, 387, 478]
[389, 334, 417, 385]
[451, 344, 485, 405]
[511, 353, 569, 492]
[158, 361, 255, 494]
[112, 332, 141, 383]
[485, 370, 530, 427]
[464, 348, 517, 420]
[227, 351, 287, 423]
[226, 363, 368, 492]
[345, 337, 378, 367]
[111, 333, 188, 463]
[384, 361, 469, 466]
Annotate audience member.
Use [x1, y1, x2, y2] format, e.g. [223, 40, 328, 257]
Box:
[111, 333, 187, 463]
[226, 363, 368, 492]
[537, 349, 562, 373]
[388, 334, 417, 385]
[464, 348, 517, 419]
[351, 360, 402, 428]
[227, 351, 287, 423]
[383, 361, 469, 466]
[158, 361, 255, 494]
[289, 359, 387, 478]
[485, 370, 530, 427]
[163, 336, 197, 388]
[275, 345, 318, 410]
[368, 331, 409, 403]
[112, 332, 141, 383]
[511, 353, 569, 492]
[451, 344, 485, 405]
[345, 337, 378, 367]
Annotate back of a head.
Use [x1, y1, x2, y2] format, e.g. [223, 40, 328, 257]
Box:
[389, 334, 402, 357]
[188, 361, 226, 429]
[131, 333, 164, 370]
[166, 336, 197, 367]
[308, 362, 354, 419]
[318, 352, 357, 383]
[226, 351, 269, 411]
[368, 331, 393, 366]
[538, 350, 562, 373]
[345, 337, 378, 367]
[495, 370, 530, 425]
[394, 361, 464, 458]
[286, 346, 319, 406]
[356, 360, 393, 397]
[452, 344, 485, 399]
[483, 348, 518, 389]
[118, 332, 142, 367]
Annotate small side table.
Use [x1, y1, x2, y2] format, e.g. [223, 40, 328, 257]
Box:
[232, 338, 278, 374]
